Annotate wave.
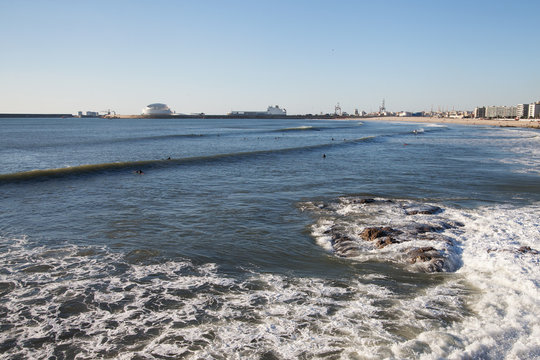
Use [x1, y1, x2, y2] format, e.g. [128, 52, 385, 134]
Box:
[0, 136, 376, 183]
[3, 133, 210, 152]
[275, 125, 322, 132]
[301, 196, 540, 359]
[274, 123, 364, 133]
[2, 199, 538, 359]
[4, 123, 364, 152]
[301, 197, 463, 272]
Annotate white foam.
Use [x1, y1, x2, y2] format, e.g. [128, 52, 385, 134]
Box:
[306, 198, 461, 271]
[435, 204, 540, 359]
[1, 202, 539, 359]
[303, 197, 540, 358]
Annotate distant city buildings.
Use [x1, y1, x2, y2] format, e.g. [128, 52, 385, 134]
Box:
[528, 102, 540, 119]
[474, 107, 486, 119]
[474, 99, 540, 119]
[485, 106, 517, 119]
[516, 104, 529, 119]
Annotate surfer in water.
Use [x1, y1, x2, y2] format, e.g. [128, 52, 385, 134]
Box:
[135, 170, 144, 175]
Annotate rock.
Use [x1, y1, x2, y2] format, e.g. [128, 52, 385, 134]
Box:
[374, 237, 399, 249]
[408, 247, 440, 262]
[425, 259, 445, 272]
[412, 224, 445, 234]
[354, 198, 376, 204]
[408, 247, 445, 272]
[405, 205, 442, 215]
[350, 198, 393, 205]
[360, 227, 401, 241]
[330, 232, 359, 257]
[517, 246, 539, 255]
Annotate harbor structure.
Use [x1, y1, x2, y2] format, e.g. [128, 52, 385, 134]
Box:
[77, 111, 100, 118]
[142, 103, 173, 116]
[229, 105, 286, 117]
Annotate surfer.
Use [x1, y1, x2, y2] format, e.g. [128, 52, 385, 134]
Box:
[135, 170, 144, 174]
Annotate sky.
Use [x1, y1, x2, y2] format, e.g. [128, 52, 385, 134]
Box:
[0, 0, 539, 115]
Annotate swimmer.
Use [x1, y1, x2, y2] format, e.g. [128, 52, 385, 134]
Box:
[323, 154, 326, 158]
[135, 169, 144, 174]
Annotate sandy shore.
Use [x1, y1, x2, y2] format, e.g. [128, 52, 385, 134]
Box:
[362, 116, 540, 129]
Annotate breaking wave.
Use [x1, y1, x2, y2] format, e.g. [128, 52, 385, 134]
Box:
[301, 196, 540, 359]
[0, 137, 376, 183]
[1, 199, 539, 359]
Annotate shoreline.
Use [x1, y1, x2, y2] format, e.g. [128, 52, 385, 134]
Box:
[2, 113, 538, 129]
[360, 116, 540, 129]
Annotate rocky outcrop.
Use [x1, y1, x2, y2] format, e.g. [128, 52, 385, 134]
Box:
[404, 205, 442, 216]
[488, 246, 540, 255]
[308, 197, 463, 273]
[407, 247, 445, 272]
[324, 227, 360, 257]
[518, 246, 539, 255]
[360, 226, 401, 241]
[359, 226, 402, 249]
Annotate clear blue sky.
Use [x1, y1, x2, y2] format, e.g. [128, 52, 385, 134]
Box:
[1, 0, 539, 115]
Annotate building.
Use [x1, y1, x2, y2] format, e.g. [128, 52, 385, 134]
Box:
[77, 111, 100, 118]
[528, 102, 540, 119]
[474, 107, 486, 118]
[266, 105, 286, 116]
[229, 105, 286, 117]
[142, 103, 173, 116]
[516, 104, 529, 119]
[485, 106, 517, 119]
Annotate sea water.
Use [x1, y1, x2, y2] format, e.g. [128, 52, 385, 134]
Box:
[0, 117, 538, 359]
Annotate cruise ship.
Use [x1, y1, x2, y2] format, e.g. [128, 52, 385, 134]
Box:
[229, 105, 286, 117]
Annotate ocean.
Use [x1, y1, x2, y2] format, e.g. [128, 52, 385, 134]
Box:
[0, 117, 539, 359]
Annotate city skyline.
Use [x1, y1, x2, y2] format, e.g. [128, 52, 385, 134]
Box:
[1, 0, 539, 115]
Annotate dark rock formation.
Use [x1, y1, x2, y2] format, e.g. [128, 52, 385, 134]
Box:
[517, 246, 539, 255]
[412, 224, 445, 234]
[360, 227, 402, 241]
[408, 247, 445, 272]
[404, 205, 442, 215]
[324, 228, 360, 257]
[351, 198, 393, 205]
[488, 246, 539, 255]
[353, 198, 376, 204]
[374, 237, 399, 249]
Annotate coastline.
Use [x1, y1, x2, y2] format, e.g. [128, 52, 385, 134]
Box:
[2, 113, 538, 130]
[361, 116, 540, 129]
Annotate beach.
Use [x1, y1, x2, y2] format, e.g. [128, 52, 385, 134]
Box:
[364, 116, 540, 129]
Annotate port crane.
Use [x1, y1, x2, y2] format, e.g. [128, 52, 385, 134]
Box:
[334, 102, 342, 116]
[101, 109, 116, 116]
[379, 99, 386, 114]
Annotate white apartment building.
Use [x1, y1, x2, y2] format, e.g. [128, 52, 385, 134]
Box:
[485, 106, 517, 119]
[528, 102, 540, 119]
[516, 104, 529, 119]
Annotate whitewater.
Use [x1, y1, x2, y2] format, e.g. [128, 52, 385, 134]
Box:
[0, 117, 539, 359]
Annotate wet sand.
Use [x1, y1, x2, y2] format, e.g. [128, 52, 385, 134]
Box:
[363, 116, 540, 129]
